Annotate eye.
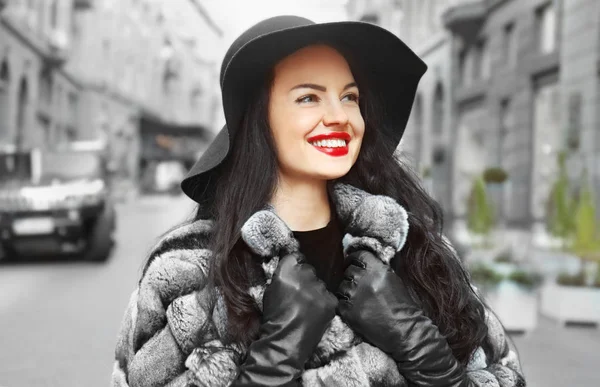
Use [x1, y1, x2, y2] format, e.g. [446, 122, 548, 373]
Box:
[296, 94, 319, 104]
[342, 93, 360, 103]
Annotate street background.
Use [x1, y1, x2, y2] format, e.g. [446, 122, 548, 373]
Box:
[1, 1, 600, 386]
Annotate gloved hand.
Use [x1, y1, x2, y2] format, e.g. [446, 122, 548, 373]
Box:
[336, 250, 470, 387]
[232, 252, 338, 387]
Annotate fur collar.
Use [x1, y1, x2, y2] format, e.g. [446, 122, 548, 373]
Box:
[238, 183, 410, 369]
[116, 183, 524, 387]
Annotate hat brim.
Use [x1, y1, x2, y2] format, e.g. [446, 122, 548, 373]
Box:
[182, 20, 427, 204]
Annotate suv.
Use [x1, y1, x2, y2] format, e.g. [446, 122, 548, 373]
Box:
[0, 143, 116, 262]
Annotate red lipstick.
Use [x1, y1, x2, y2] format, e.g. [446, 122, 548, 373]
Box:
[307, 132, 351, 157]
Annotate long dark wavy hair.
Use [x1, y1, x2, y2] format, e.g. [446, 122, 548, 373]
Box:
[160, 48, 488, 365]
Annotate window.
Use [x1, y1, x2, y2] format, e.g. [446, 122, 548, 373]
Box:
[16, 78, 29, 148]
[432, 83, 444, 135]
[459, 48, 474, 86]
[50, 0, 59, 29]
[38, 70, 53, 107]
[37, 1, 46, 33]
[498, 99, 512, 166]
[55, 85, 63, 123]
[0, 59, 9, 88]
[566, 92, 582, 151]
[412, 94, 423, 166]
[536, 2, 557, 54]
[68, 91, 78, 129]
[532, 76, 561, 219]
[503, 22, 517, 67]
[475, 39, 491, 80]
[0, 60, 11, 144]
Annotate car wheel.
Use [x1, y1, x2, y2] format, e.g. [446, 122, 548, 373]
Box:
[0, 244, 17, 262]
[84, 204, 116, 262]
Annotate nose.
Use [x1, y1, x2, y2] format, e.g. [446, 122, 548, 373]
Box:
[322, 99, 349, 127]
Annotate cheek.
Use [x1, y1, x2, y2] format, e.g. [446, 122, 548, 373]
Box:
[273, 110, 320, 145]
[270, 111, 320, 166]
[351, 112, 366, 145]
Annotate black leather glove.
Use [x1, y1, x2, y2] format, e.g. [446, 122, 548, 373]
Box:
[337, 250, 470, 387]
[232, 252, 338, 387]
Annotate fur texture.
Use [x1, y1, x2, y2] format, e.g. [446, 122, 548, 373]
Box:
[113, 183, 526, 387]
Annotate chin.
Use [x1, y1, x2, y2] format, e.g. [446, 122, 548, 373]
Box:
[315, 165, 353, 180]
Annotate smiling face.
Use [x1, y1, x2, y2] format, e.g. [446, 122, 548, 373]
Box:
[268, 44, 365, 184]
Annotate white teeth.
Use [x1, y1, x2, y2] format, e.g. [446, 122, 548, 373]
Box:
[310, 139, 347, 148]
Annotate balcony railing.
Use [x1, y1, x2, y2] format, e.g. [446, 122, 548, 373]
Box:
[442, 1, 487, 40]
[45, 29, 69, 67]
[73, 0, 93, 10]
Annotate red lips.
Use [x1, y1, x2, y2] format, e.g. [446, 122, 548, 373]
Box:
[307, 132, 351, 157]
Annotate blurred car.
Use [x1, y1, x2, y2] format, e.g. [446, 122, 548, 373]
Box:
[0, 142, 116, 262]
[154, 160, 186, 194]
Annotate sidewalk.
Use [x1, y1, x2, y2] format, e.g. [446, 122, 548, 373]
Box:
[511, 316, 600, 386]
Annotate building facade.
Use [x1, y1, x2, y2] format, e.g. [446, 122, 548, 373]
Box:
[0, 0, 81, 151]
[347, 0, 469, 216]
[348, 0, 599, 246]
[444, 0, 600, 243]
[0, 0, 223, 188]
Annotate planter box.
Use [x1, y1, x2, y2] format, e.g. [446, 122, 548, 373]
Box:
[487, 281, 538, 334]
[540, 283, 600, 326]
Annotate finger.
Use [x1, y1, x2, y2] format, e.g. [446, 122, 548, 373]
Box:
[325, 291, 339, 308]
[335, 291, 351, 302]
[297, 261, 319, 279]
[276, 253, 299, 273]
[343, 263, 364, 281]
[353, 250, 389, 272]
[336, 298, 355, 320]
[338, 274, 358, 295]
[295, 253, 307, 265]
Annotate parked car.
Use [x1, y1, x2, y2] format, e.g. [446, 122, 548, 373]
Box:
[0, 143, 116, 262]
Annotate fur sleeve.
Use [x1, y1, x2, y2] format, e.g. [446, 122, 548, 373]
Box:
[443, 236, 527, 386]
[466, 307, 527, 387]
[112, 289, 138, 387]
[111, 220, 230, 387]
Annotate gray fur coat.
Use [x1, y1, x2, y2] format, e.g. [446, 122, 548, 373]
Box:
[112, 184, 526, 387]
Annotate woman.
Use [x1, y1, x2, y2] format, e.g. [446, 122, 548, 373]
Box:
[113, 16, 526, 387]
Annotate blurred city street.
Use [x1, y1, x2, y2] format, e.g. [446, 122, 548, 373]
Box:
[1, 0, 600, 386]
[0, 194, 196, 387]
[0, 194, 597, 386]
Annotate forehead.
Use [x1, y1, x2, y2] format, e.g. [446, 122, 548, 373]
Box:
[272, 44, 354, 83]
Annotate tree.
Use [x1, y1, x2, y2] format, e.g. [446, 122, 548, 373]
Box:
[547, 151, 575, 244]
[467, 176, 495, 245]
[571, 173, 600, 262]
[556, 169, 600, 286]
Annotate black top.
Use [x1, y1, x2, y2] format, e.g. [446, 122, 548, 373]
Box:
[292, 211, 346, 292]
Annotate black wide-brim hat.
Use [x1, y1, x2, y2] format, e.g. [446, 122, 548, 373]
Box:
[182, 15, 427, 204]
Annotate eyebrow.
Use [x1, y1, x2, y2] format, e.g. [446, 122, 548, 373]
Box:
[290, 82, 358, 92]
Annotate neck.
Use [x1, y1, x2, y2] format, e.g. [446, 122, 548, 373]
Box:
[270, 173, 331, 232]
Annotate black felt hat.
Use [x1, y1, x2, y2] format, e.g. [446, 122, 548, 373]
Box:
[181, 15, 427, 204]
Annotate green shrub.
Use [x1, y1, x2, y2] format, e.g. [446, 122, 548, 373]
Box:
[469, 263, 503, 287]
[483, 167, 509, 184]
[422, 166, 431, 178]
[507, 270, 542, 289]
[547, 151, 575, 242]
[494, 250, 514, 263]
[467, 176, 495, 237]
[571, 176, 600, 262]
[593, 265, 600, 288]
[556, 271, 587, 287]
